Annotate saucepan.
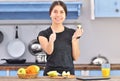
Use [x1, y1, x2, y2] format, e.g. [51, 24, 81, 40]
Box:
[90, 54, 109, 65]
[1, 58, 26, 64]
[28, 39, 42, 56]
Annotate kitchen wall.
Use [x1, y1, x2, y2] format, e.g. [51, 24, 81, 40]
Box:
[0, 0, 120, 64]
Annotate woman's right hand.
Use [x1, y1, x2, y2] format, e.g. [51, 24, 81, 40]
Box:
[49, 31, 56, 43]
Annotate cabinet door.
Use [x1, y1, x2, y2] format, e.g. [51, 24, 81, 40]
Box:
[95, 0, 120, 17]
[0, 70, 6, 76]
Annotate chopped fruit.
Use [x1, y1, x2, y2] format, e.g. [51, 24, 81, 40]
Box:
[66, 71, 70, 75]
[62, 71, 70, 76]
[47, 71, 59, 77]
[77, 24, 82, 29]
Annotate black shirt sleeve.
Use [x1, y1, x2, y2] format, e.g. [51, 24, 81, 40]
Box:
[37, 27, 52, 41]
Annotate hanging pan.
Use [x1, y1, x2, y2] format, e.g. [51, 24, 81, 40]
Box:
[7, 26, 25, 58]
[28, 39, 42, 56]
[0, 30, 4, 43]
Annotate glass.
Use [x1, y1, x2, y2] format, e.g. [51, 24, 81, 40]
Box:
[101, 63, 110, 77]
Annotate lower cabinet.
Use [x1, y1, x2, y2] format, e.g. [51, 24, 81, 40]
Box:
[1, 70, 120, 76]
[75, 70, 81, 76]
[0, 70, 6, 76]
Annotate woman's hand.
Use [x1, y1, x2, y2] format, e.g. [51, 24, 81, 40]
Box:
[72, 27, 83, 40]
[49, 31, 56, 43]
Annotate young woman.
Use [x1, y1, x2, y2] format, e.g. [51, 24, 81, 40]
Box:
[38, 1, 83, 76]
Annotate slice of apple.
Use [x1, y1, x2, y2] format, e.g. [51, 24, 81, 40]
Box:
[47, 71, 59, 77]
[77, 24, 82, 29]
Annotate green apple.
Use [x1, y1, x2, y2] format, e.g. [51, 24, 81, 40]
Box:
[17, 68, 26, 75]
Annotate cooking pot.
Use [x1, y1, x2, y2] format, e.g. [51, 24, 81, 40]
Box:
[0, 31, 4, 43]
[35, 52, 47, 63]
[90, 54, 109, 65]
[28, 39, 42, 56]
[1, 58, 26, 64]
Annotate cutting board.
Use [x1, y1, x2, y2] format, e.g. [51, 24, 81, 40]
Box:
[48, 75, 76, 79]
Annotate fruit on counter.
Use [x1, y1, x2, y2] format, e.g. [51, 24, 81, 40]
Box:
[26, 65, 40, 74]
[62, 71, 70, 76]
[17, 68, 26, 75]
[33, 65, 40, 72]
[47, 71, 59, 77]
[17, 65, 40, 75]
[66, 71, 70, 75]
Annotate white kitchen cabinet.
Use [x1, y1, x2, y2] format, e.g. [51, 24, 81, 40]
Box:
[93, 0, 120, 18]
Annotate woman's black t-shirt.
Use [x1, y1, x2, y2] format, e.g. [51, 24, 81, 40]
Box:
[38, 27, 75, 75]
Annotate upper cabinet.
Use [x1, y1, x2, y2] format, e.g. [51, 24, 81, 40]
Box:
[91, 0, 120, 19]
[0, 1, 82, 20]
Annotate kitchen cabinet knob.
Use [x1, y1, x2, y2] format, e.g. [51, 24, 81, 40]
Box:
[115, 9, 119, 12]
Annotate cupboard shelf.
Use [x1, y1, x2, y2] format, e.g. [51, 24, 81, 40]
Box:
[0, 1, 82, 20]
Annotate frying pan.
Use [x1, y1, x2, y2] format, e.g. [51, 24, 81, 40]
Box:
[1, 58, 26, 64]
[7, 26, 25, 58]
[0, 31, 4, 43]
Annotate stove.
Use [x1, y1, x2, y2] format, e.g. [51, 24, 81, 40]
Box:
[0, 62, 46, 66]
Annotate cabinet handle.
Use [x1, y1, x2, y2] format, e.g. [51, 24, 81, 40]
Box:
[115, 9, 119, 12]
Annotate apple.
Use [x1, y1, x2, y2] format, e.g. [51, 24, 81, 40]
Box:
[77, 24, 82, 29]
[17, 68, 26, 75]
[62, 71, 67, 76]
[62, 71, 70, 76]
[66, 71, 70, 76]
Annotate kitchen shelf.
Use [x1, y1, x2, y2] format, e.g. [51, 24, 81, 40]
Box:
[0, 1, 82, 20]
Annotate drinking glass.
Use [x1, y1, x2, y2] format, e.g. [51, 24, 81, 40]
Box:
[101, 63, 111, 77]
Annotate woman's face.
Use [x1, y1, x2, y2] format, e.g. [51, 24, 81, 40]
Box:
[50, 5, 66, 24]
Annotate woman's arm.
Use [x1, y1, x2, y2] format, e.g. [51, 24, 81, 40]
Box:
[38, 32, 56, 55]
[72, 38, 80, 61]
[72, 28, 83, 61]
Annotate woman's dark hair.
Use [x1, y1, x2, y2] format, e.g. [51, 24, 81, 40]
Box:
[49, 1, 67, 16]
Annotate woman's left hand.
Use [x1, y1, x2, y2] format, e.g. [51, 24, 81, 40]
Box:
[72, 28, 83, 40]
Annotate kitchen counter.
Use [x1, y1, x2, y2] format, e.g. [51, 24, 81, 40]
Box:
[0, 76, 120, 81]
[0, 63, 120, 70]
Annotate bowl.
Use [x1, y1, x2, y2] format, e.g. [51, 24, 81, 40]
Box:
[17, 73, 38, 79]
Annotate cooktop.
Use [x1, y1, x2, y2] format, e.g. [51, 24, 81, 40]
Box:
[0, 62, 46, 66]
